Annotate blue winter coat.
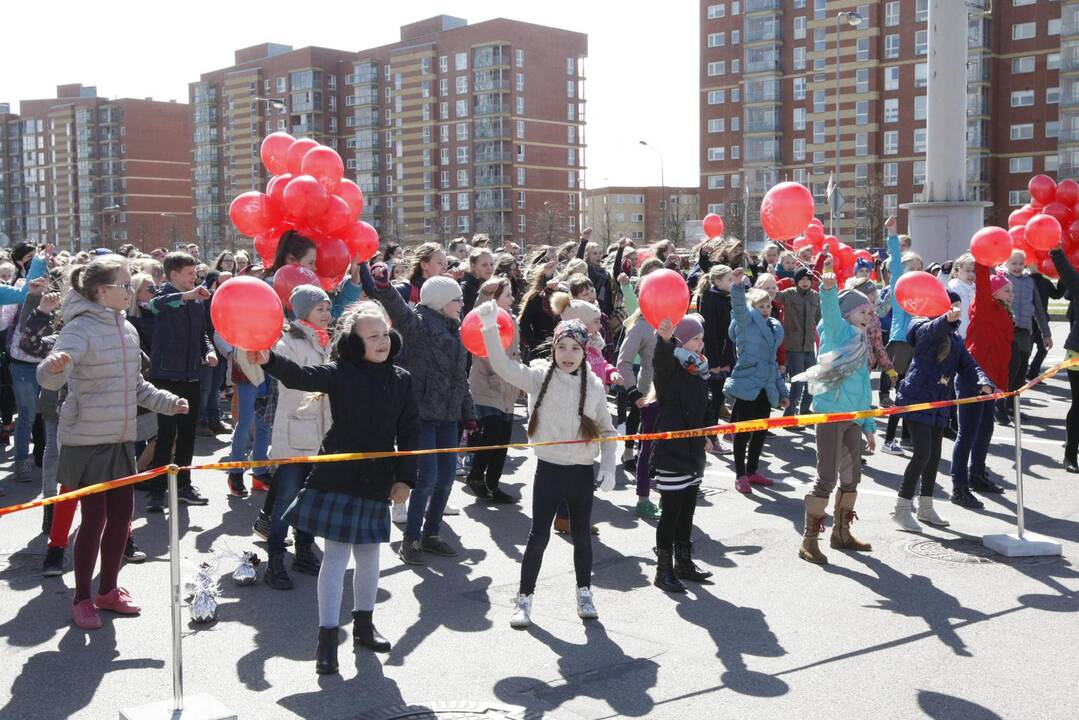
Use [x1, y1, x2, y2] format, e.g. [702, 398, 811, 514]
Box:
[896, 315, 991, 428]
[811, 287, 876, 434]
[887, 233, 913, 344]
[724, 283, 787, 407]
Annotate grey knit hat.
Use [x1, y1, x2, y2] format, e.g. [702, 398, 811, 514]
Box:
[419, 275, 463, 310]
[290, 284, 330, 321]
[838, 289, 870, 317]
[673, 313, 705, 345]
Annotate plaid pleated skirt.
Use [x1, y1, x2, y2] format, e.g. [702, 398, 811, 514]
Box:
[283, 488, 390, 545]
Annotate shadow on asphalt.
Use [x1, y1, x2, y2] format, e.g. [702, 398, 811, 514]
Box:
[918, 689, 1004, 720]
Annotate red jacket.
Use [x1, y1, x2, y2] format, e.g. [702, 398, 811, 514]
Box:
[966, 263, 1013, 390]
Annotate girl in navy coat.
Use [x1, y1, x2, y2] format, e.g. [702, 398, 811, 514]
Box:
[892, 292, 993, 532]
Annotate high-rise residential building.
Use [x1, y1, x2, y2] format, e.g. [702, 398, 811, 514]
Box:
[0, 85, 192, 251]
[583, 186, 700, 245]
[701, 0, 1072, 247]
[191, 15, 588, 253]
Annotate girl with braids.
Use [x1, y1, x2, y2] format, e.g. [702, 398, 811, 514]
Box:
[38, 255, 186, 629]
[395, 241, 447, 306]
[475, 300, 617, 629]
[249, 300, 419, 675]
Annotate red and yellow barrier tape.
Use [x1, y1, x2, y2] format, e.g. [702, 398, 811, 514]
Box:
[2, 357, 1076, 518]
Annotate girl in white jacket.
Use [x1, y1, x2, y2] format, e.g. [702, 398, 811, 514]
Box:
[475, 300, 616, 629]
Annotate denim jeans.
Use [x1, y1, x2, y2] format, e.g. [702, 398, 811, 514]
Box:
[228, 382, 272, 477]
[951, 400, 995, 491]
[42, 419, 59, 497]
[405, 420, 459, 540]
[268, 462, 313, 554]
[198, 361, 227, 423]
[10, 361, 39, 462]
[785, 350, 816, 416]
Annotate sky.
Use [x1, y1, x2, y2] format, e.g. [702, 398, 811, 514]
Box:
[1, 0, 700, 190]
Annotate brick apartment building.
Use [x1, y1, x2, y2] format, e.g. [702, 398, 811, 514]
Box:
[0, 84, 192, 251]
[583, 186, 700, 246]
[191, 15, 588, 253]
[700, 0, 1079, 248]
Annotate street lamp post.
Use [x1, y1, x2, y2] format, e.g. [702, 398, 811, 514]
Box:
[832, 10, 863, 237]
[639, 140, 666, 240]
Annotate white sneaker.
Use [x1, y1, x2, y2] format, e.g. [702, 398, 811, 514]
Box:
[391, 502, 407, 524]
[880, 439, 906, 456]
[510, 593, 533, 628]
[891, 498, 921, 532]
[442, 502, 460, 516]
[576, 586, 598, 620]
[916, 496, 950, 527]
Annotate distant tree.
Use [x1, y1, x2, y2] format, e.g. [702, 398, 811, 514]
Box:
[857, 173, 886, 248]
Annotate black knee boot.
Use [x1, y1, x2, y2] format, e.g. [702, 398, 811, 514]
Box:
[315, 627, 339, 674]
[352, 610, 391, 652]
[653, 549, 686, 593]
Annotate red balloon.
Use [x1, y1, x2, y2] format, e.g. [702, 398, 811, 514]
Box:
[341, 221, 380, 262]
[286, 138, 320, 176]
[210, 277, 283, 352]
[823, 235, 840, 257]
[760, 182, 815, 241]
[1009, 205, 1036, 228]
[853, 249, 873, 264]
[336, 179, 365, 221]
[460, 307, 516, 358]
[702, 213, 725, 238]
[894, 271, 951, 317]
[634, 249, 654, 268]
[792, 235, 811, 250]
[804, 223, 825, 245]
[282, 175, 330, 221]
[300, 146, 344, 194]
[314, 237, 350, 280]
[260, 132, 295, 176]
[969, 227, 1013, 266]
[808, 217, 824, 228]
[1043, 201, 1073, 227]
[638, 269, 690, 329]
[1039, 256, 1060, 279]
[1028, 175, 1057, 206]
[1025, 213, 1062, 251]
[313, 195, 352, 236]
[228, 191, 282, 237]
[266, 173, 293, 206]
[1057, 179, 1079, 207]
[319, 274, 344, 292]
[254, 230, 280, 265]
[837, 242, 855, 268]
[1064, 227, 1079, 255]
[1069, 247, 1079, 269]
[272, 264, 320, 310]
[1009, 226, 1031, 257]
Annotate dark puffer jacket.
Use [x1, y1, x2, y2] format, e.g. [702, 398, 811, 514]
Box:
[365, 265, 476, 424]
[1050, 248, 1079, 353]
[262, 331, 420, 501]
[897, 314, 991, 428]
[649, 336, 709, 478]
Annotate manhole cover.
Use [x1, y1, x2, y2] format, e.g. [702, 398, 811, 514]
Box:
[698, 485, 728, 497]
[904, 538, 1063, 566]
[354, 701, 542, 720]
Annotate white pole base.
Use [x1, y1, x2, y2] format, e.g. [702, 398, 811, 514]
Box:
[119, 694, 236, 720]
[982, 532, 1063, 558]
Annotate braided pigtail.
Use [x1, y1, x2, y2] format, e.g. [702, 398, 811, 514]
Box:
[577, 365, 600, 441]
[526, 362, 558, 438]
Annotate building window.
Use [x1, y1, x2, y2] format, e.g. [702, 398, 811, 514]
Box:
[916, 0, 928, 22]
[1008, 190, 1026, 207]
[793, 138, 805, 161]
[794, 47, 806, 71]
[915, 63, 928, 88]
[913, 161, 926, 185]
[814, 27, 826, 52]
[456, 99, 468, 117]
[707, 3, 725, 18]
[1012, 22, 1035, 41]
[439, 55, 448, 72]
[855, 132, 868, 157]
[276, 77, 286, 92]
[457, 169, 469, 187]
[517, 96, 525, 114]
[913, 128, 926, 153]
[1047, 87, 1061, 104]
[915, 30, 928, 55]
[856, 69, 869, 94]
[856, 101, 869, 125]
[517, 167, 525, 185]
[884, 162, 898, 186]
[707, 175, 724, 190]
[707, 90, 725, 105]
[708, 118, 725, 133]
[1049, 18, 1062, 36]
[793, 107, 806, 131]
[1048, 53, 1061, 71]
[914, 95, 927, 120]
[794, 77, 807, 100]
[518, 120, 526, 138]
[731, 87, 739, 102]
[566, 80, 574, 97]
[856, 38, 869, 62]
[794, 16, 806, 40]
[855, 164, 868, 185]
[708, 61, 726, 76]
[708, 147, 726, 162]
[516, 144, 525, 161]
[707, 32, 726, 47]
[456, 76, 467, 94]
[884, 98, 899, 123]
[883, 131, 898, 155]
[731, 116, 740, 131]
[813, 90, 826, 113]
[885, 1, 900, 26]
[731, 145, 740, 160]
[732, 29, 740, 44]
[732, 1, 739, 14]
[885, 66, 900, 91]
[455, 52, 468, 70]
[1012, 56, 1035, 74]
[456, 146, 469, 164]
[1010, 123, 1034, 141]
[1011, 90, 1035, 107]
[813, 121, 825, 144]
[885, 35, 900, 59]
[1047, 121, 1060, 139]
[1010, 157, 1034, 173]
[1047, 155, 1060, 173]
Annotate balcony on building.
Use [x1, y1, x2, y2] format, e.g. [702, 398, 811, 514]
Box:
[193, 84, 217, 105]
[745, 14, 781, 44]
[473, 45, 510, 69]
[744, 45, 782, 75]
[475, 189, 512, 211]
[745, 0, 781, 13]
[347, 88, 379, 107]
[744, 77, 781, 104]
[474, 93, 508, 116]
[348, 62, 379, 85]
[474, 118, 510, 140]
[350, 108, 379, 128]
[473, 69, 511, 93]
[475, 169, 508, 187]
[744, 107, 781, 134]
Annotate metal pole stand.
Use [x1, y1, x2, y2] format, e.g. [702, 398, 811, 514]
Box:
[120, 467, 235, 720]
[983, 395, 1062, 558]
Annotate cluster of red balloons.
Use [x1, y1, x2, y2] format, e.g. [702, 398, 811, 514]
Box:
[1007, 175, 1078, 279]
[790, 219, 869, 287]
[760, 182, 815, 241]
[228, 132, 380, 291]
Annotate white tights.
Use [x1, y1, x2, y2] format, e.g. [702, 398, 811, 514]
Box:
[317, 539, 380, 629]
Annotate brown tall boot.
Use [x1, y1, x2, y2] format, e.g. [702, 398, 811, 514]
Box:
[830, 489, 873, 551]
[798, 494, 829, 565]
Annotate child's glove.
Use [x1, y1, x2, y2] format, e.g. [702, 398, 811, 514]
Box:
[886, 369, 898, 381]
[596, 470, 616, 492]
[369, 262, 391, 290]
[475, 300, 499, 330]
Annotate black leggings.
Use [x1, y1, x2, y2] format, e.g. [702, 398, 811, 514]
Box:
[468, 414, 513, 492]
[899, 421, 943, 499]
[731, 390, 770, 477]
[520, 460, 594, 595]
[1067, 370, 1079, 460]
[707, 375, 727, 439]
[656, 485, 699, 550]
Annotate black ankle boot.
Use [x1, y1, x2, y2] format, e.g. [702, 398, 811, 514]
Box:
[653, 549, 686, 594]
[674, 541, 713, 582]
[292, 542, 321, 575]
[264, 553, 294, 590]
[315, 627, 339, 674]
[1066, 455, 1079, 474]
[352, 610, 391, 652]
